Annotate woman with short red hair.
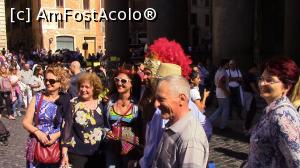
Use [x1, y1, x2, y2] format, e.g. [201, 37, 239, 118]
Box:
[245, 57, 300, 168]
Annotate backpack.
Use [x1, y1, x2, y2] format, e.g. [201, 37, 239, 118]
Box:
[1, 77, 11, 92]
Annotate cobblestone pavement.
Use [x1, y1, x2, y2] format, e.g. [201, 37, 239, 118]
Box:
[209, 123, 250, 168]
[0, 107, 262, 168]
[0, 116, 27, 168]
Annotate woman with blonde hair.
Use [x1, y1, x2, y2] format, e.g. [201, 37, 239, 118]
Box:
[0, 65, 15, 120]
[9, 66, 23, 117]
[61, 72, 107, 168]
[290, 76, 300, 112]
[23, 65, 71, 168]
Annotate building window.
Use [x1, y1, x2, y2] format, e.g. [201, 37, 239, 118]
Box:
[85, 21, 90, 29]
[56, 0, 64, 7]
[205, 0, 209, 7]
[190, 13, 197, 25]
[83, 0, 90, 10]
[205, 15, 210, 27]
[58, 20, 64, 29]
[56, 36, 74, 50]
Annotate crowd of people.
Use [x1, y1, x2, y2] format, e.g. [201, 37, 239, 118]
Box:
[0, 37, 299, 168]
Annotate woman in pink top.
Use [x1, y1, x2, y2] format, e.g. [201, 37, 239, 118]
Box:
[9, 66, 23, 117]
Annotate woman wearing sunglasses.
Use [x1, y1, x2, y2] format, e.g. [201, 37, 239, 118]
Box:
[23, 65, 71, 168]
[245, 57, 300, 168]
[104, 68, 143, 168]
[61, 72, 107, 168]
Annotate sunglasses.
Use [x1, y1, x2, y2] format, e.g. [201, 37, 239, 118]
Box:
[114, 77, 131, 84]
[44, 78, 60, 85]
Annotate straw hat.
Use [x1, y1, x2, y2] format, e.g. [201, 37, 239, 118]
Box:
[156, 63, 181, 78]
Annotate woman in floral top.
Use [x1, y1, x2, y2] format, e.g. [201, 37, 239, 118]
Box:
[105, 68, 143, 168]
[61, 72, 107, 168]
[245, 57, 300, 168]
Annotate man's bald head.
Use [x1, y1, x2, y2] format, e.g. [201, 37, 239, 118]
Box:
[70, 61, 81, 75]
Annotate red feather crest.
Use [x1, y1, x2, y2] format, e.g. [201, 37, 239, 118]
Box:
[146, 37, 192, 78]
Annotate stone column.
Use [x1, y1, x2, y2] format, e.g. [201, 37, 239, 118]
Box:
[284, 0, 300, 64]
[0, 0, 7, 49]
[104, 0, 129, 61]
[147, 0, 188, 48]
[212, 0, 254, 67]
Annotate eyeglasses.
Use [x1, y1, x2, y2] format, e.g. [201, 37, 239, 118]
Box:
[114, 77, 130, 84]
[44, 78, 60, 85]
[258, 76, 281, 84]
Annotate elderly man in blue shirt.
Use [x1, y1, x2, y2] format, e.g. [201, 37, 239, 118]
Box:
[139, 63, 212, 168]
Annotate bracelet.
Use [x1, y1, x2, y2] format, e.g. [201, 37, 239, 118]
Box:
[62, 153, 68, 157]
[32, 129, 40, 134]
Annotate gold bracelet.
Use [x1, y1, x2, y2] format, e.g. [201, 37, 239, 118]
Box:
[32, 129, 40, 134]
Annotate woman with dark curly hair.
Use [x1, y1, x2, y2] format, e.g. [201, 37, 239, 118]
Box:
[105, 68, 143, 168]
[245, 57, 300, 168]
[32, 65, 46, 94]
[61, 72, 107, 168]
[23, 65, 71, 168]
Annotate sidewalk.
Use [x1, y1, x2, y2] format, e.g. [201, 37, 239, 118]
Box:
[205, 96, 266, 167]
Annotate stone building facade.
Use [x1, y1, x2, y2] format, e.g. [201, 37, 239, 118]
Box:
[189, 0, 211, 51]
[33, 0, 104, 57]
[6, 0, 105, 57]
[0, 0, 7, 50]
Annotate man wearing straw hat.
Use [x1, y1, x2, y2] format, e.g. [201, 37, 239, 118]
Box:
[139, 38, 210, 168]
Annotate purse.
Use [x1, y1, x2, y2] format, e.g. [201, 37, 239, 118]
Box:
[35, 140, 61, 164]
[34, 94, 61, 164]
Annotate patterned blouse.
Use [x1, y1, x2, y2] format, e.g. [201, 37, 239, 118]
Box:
[246, 97, 300, 168]
[35, 93, 61, 135]
[105, 97, 143, 154]
[62, 97, 107, 156]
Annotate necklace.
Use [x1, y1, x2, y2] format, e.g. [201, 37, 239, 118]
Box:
[117, 99, 129, 107]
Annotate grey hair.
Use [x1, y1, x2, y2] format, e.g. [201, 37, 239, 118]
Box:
[157, 75, 190, 100]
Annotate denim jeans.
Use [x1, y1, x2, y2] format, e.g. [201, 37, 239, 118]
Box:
[209, 98, 230, 129]
[12, 92, 23, 116]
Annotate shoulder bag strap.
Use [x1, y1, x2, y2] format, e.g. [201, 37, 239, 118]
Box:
[34, 94, 44, 126]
